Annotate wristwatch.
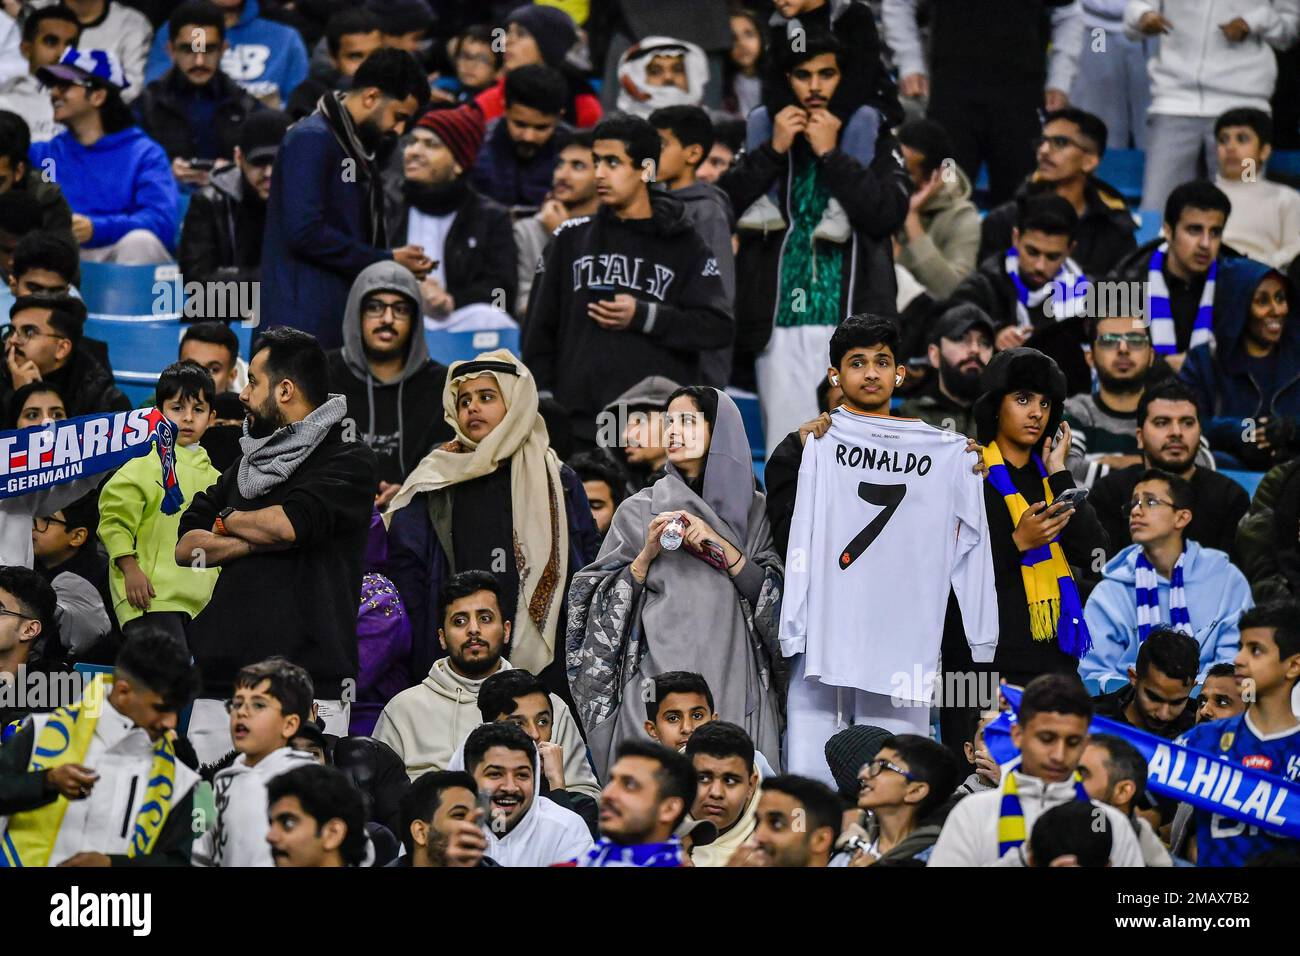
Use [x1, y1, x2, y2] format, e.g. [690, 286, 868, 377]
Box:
[214, 507, 235, 536]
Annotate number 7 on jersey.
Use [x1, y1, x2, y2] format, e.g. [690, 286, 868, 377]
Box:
[839, 481, 907, 569]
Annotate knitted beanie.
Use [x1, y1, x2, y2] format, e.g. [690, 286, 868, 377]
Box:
[416, 103, 486, 171]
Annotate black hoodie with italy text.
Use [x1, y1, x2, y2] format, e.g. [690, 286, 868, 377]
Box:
[326, 261, 453, 486]
[521, 192, 733, 444]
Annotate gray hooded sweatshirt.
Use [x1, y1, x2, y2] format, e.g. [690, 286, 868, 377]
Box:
[326, 261, 452, 484]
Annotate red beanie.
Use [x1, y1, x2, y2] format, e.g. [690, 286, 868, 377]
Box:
[416, 103, 486, 171]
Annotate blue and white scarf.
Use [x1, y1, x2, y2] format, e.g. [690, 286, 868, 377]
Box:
[572, 839, 684, 867]
[1147, 243, 1216, 355]
[1135, 547, 1192, 641]
[0, 408, 182, 512]
[1005, 247, 1088, 328]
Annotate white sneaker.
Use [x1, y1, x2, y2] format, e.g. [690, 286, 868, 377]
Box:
[737, 194, 787, 233]
[812, 197, 851, 243]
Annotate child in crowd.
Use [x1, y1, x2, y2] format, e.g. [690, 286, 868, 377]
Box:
[32, 490, 114, 661]
[97, 361, 220, 642]
[193, 658, 319, 867]
[644, 670, 776, 775]
[437, 24, 503, 101]
[6, 381, 67, 430]
[1213, 107, 1300, 270]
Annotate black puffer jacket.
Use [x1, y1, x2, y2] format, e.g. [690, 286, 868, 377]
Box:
[133, 69, 261, 161]
[720, 123, 910, 357]
[178, 164, 267, 284]
[979, 176, 1137, 277]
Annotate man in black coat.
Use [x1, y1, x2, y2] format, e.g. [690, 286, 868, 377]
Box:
[178, 109, 290, 285]
[176, 328, 377, 766]
[132, 0, 262, 188]
[978, 108, 1137, 277]
[385, 102, 517, 325]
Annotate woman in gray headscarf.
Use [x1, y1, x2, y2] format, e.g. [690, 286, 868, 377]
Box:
[567, 386, 784, 777]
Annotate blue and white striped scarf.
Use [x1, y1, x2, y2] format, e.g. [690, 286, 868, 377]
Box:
[1135, 546, 1192, 641]
[1005, 248, 1088, 328]
[1146, 244, 1216, 355]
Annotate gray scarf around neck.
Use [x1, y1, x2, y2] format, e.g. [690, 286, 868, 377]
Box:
[238, 394, 348, 499]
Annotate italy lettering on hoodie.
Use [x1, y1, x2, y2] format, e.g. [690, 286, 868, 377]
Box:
[521, 193, 733, 442]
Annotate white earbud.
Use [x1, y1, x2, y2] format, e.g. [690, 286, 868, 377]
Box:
[830, 374, 840, 386]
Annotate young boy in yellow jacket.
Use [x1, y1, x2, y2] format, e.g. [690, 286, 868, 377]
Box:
[98, 361, 221, 642]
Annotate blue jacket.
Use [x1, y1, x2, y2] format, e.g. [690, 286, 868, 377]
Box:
[144, 0, 307, 105]
[469, 118, 568, 208]
[28, 127, 177, 251]
[259, 112, 391, 349]
[1180, 256, 1300, 468]
[1080, 541, 1253, 692]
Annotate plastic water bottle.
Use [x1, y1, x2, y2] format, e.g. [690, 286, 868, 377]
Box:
[659, 514, 686, 551]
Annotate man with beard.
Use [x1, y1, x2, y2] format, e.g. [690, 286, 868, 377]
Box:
[513, 130, 599, 320]
[133, 1, 262, 186]
[570, 740, 696, 867]
[176, 328, 377, 766]
[394, 770, 495, 867]
[1089, 379, 1250, 558]
[470, 64, 569, 209]
[463, 721, 592, 867]
[386, 103, 517, 331]
[373, 571, 525, 780]
[900, 303, 994, 437]
[1063, 315, 1156, 488]
[727, 774, 841, 868]
[328, 261, 452, 506]
[260, 48, 431, 350]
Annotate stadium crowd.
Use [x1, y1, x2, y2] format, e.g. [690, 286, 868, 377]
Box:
[0, 0, 1297, 870]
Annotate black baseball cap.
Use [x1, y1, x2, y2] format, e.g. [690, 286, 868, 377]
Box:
[238, 110, 292, 165]
[929, 303, 995, 346]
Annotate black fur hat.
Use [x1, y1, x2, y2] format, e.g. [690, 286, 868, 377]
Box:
[972, 347, 1068, 450]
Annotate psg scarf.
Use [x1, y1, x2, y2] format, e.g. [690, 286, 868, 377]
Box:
[986, 685, 1300, 841]
[0, 408, 183, 513]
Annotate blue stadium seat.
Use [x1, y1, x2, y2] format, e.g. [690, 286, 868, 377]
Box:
[1268, 150, 1300, 178]
[1221, 469, 1265, 498]
[79, 261, 179, 319]
[1096, 148, 1146, 203]
[423, 326, 520, 365]
[78, 262, 185, 404]
[1135, 208, 1162, 245]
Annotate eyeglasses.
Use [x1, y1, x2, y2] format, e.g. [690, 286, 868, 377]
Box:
[456, 51, 495, 66]
[1, 323, 68, 345]
[1095, 332, 1150, 350]
[32, 516, 67, 533]
[1126, 495, 1176, 513]
[362, 299, 415, 320]
[860, 758, 915, 783]
[0, 605, 31, 622]
[1035, 134, 1092, 154]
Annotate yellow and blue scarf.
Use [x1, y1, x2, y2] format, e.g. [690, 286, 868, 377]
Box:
[0, 675, 179, 867]
[983, 441, 1091, 657]
[997, 770, 1092, 856]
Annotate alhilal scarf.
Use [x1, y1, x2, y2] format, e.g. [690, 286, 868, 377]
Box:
[1135, 546, 1192, 641]
[996, 769, 1091, 856]
[572, 839, 684, 867]
[1005, 247, 1088, 328]
[0, 407, 182, 511]
[983, 441, 1091, 657]
[1147, 243, 1216, 355]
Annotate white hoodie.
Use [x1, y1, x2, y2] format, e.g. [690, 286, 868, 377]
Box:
[447, 742, 593, 867]
[192, 746, 318, 867]
[1124, 0, 1300, 116]
[928, 771, 1146, 866]
[372, 657, 600, 799]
